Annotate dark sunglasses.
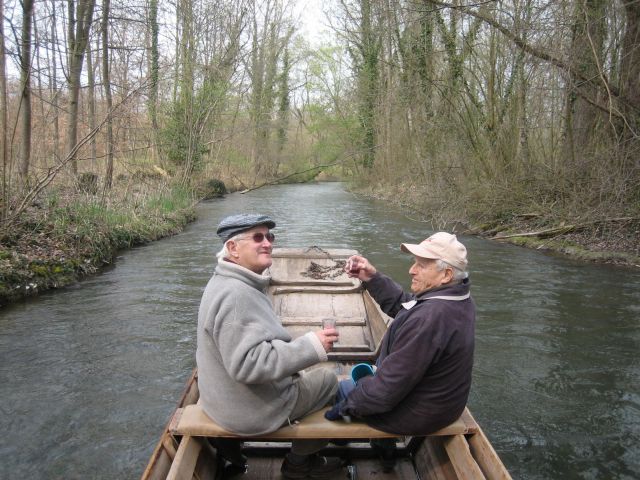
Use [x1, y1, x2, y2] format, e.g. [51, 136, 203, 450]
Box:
[238, 232, 275, 243]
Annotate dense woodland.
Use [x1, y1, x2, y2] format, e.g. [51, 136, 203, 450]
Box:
[0, 0, 638, 241]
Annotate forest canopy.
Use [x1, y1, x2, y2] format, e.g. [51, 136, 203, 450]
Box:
[0, 0, 638, 233]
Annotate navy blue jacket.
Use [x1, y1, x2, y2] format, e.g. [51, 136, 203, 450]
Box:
[344, 272, 475, 435]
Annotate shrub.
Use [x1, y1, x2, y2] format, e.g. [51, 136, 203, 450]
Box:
[202, 179, 227, 199]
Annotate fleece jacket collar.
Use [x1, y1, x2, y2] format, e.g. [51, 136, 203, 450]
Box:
[216, 259, 271, 292]
[402, 278, 471, 310]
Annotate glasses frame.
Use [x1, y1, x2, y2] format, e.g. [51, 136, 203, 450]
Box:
[236, 231, 275, 244]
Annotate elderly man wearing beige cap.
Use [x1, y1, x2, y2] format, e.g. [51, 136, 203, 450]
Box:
[327, 232, 475, 470]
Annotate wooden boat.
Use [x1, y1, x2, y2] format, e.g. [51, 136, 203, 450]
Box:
[142, 247, 511, 480]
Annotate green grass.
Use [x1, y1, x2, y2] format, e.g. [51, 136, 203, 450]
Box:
[0, 183, 198, 307]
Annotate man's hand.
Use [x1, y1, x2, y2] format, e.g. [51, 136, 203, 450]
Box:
[324, 399, 352, 422]
[345, 255, 376, 282]
[325, 379, 354, 422]
[324, 399, 348, 421]
[315, 328, 339, 352]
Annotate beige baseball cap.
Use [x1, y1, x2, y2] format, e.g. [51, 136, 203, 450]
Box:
[401, 232, 468, 271]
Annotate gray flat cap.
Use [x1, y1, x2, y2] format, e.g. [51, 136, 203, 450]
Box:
[217, 214, 276, 242]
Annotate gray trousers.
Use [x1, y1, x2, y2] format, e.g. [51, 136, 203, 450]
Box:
[287, 367, 339, 455]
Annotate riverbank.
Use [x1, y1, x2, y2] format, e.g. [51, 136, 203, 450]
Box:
[0, 183, 198, 308]
[355, 183, 640, 269]
[2, 179, 637, 309]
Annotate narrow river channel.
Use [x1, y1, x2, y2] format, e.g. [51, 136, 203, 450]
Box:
[1, 182, 639, 479]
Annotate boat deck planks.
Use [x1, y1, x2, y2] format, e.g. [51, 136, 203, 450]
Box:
[166, 435, 201, 480]
[268, 247, 389, 361]
[236, 457, 418, 480]
[444, 435, 487, 479]
[349, 458, 418, 480]
[271, 291, 368, 322]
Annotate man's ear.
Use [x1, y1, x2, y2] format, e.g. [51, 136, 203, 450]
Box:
[227, 240, 240, 258]
[443, 266, 454, 283]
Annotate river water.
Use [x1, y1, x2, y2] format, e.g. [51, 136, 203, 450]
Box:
[0, 182, 638, 479]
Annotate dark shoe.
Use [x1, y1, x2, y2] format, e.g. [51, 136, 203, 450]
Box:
[370, 438, 397, 473]
[220, 461, 248, 478]
[379, 450, 396, 473]
[281, 453, 344, 479]
[209, 438, 247, 468]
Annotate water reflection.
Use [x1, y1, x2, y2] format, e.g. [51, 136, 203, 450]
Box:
[0, 182, 639, 479]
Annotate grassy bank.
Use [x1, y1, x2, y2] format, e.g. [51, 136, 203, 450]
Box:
[354, 183, 640, 269]
[467, 219, 640, 267]
[0, 183, 198, 307]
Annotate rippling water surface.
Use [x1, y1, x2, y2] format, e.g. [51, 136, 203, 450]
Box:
[1, 183, 639, 479]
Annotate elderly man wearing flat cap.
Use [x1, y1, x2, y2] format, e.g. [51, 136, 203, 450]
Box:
[327, 232, 475, 469]
[196, 213, 344, 479]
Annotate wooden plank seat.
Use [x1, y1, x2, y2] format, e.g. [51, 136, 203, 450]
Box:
[169, 404, 479, 440]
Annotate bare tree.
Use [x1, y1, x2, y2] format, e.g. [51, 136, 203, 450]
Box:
[148, 0, 159, 149]
[338, 0, 381, 170]
[619, 0, 640, 144]
[47, 0, 61, 162]
[18, 0, 34, 185]
[276, 39, 292, 154]
[86, 35, 97, 170]
[0, 0, 8, 222]
[66, 0, 97, 175]
[246, 0, 296, 178]
[101, 0, 114, 189]
[562, 0, 607, 169]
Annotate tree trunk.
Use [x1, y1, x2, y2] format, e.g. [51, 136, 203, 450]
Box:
[33, 14, 45, 128]
[250, 12, 266, 177]
[66, 0, 97, 176]
[173, 4, 181, 104]
[562, 0, 606, 169]
[148, 0, 159, 160]
[619, 0, 640, 149]
[19, 0, 34, 185]
[248, 0, 290, 178]
[102, 0, 114, 189]
[179, 0, 195, 181]
[382, 0, 393, 175]
[277, 41, 291, 154]
[86, 36, 97, 170]
[435, 9, 462, 92]
[355, 0, 379, 169]
[49, 0, 60, 162]
[0, 0, 8, 223]
[400, 6, 435, 180]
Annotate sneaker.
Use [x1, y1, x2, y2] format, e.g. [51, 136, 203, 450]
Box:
[280, 453, 345, 479]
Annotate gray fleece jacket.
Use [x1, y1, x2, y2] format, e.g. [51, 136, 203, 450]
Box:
[196, 259, 328, 435]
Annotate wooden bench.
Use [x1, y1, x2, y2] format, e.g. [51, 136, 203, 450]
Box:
[165, 405, 489, 480]
[169, 404, 479, 440]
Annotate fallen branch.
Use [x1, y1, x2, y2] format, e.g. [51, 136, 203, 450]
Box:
[239, 148, 378, 194]
[240, 162, 340, 194]
[491, 217, 639, 240]
[230, 173, 248, 191]
[492, 225, 576, 240]
[574, 216, 639, 226]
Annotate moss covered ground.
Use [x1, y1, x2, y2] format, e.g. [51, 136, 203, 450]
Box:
[0, 183, 198, 307]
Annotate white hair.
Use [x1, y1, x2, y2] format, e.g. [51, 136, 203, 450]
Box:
[435, 259, 468, 282]
[215, 233, 243, 261]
